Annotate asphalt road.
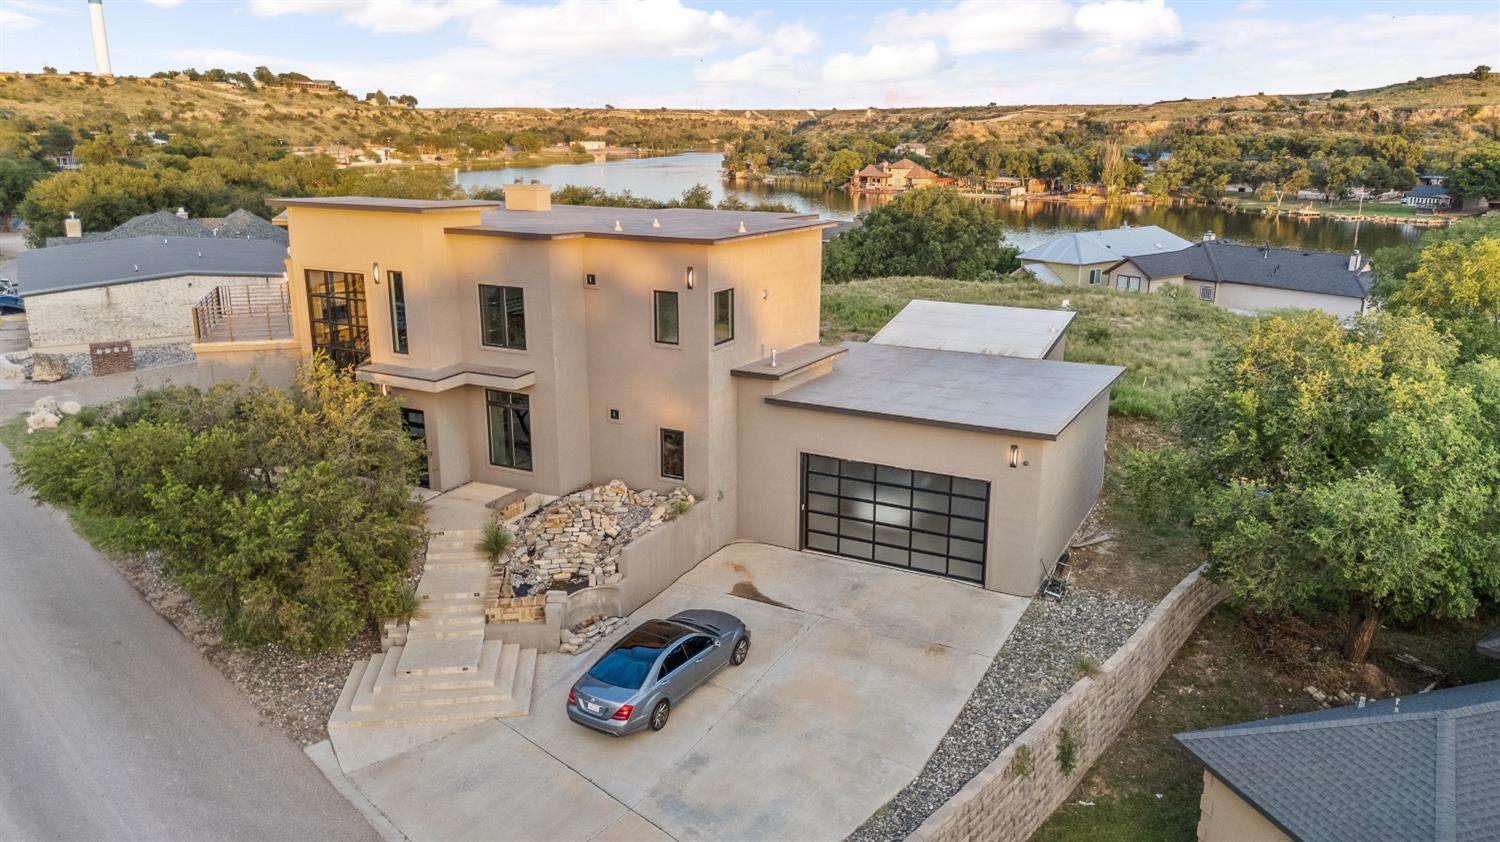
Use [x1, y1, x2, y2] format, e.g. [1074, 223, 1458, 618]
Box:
[0, 450, 379, 842]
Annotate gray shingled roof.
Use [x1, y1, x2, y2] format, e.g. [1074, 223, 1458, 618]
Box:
[1176, 680, 1500, 842]
[1017, 225, 1192, 265]
[1406, 184, 1452, 199]
[1122, 240, 1371, 300]
[18, 237, 287, 296]
[47, 208, 288, 247]
[764, 341, 1122, 439]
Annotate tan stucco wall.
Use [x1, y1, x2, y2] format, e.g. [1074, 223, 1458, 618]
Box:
[1024, 260, 1114, 287]
[25, 274, 283, 352]
[1196, 771, 1291, 842]
[734, 370, 1108, 596]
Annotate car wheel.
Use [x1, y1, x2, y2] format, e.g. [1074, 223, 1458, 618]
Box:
[731, 637, 750, 666]
[650, 699, 671, 731]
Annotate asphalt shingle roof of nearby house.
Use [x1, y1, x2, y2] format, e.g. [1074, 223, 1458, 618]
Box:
[763, 341, 1122, 439]
[1017, 225, 1192, 266]
[48, 208, 289, 247]
[870, 300, 1075, 360]
[1480, 629, 1500, 661]
[1406, 184, 1452, 199]
[18, 237, 287, 296]
[1122, 240, 1371, 300]
[1176, 680, 1500, 842]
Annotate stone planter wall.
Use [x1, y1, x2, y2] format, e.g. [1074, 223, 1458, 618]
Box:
[485, 593, 546, 624]
[907, 567, 1227, 842]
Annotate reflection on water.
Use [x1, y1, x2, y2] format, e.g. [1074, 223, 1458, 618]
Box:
[455, 151, 1424, 252]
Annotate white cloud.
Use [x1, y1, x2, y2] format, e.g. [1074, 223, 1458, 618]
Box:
[1074, 0, 1181, 43]
[248, 0, 476, 34]
[823, 42, 947, 86]
[0, 6, 41, 30]
[879, 0, 1074, 55]
[144, 0, 187, 7]
[1236, 0, 1266, 11]
[696, 24, 818, 85]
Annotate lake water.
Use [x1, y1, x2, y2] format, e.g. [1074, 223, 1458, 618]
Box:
[455, 151, 1424, 252]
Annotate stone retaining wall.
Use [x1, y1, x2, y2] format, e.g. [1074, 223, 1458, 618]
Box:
[908, 567, 1227, 842]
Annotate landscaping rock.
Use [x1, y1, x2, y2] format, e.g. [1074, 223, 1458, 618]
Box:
[26, 411, 60, 433]
[32, 396, 59, 416]
[58, 400, 82, 416]
[30, 353, 69, 383]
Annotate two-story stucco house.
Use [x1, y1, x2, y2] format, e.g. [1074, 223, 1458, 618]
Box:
[271, 185, 1122, 597]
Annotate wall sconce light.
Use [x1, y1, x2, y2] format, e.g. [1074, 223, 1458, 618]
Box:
[372, 262, 382, 284]
[685, 266, 695, 289]
[1009, 444, 1021, 468]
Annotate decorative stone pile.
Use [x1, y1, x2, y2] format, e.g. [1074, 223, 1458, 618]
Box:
[25, 396, 81, 433]
[561, 614, 628, 655]
[506, 480, 696, 594]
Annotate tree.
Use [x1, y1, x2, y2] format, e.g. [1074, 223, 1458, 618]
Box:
[1445, 144, 1500, 200]
[477, 523, 517, 599]
[822, 149, 864, 186]
[253, 65, 276, 85]
[1175, 311, 1500, 663]
[395, 94, 418, 108]
[1389, 235, 1500, 360]
[1471, 65, 1492, 81]
[822, 187, 1018, 282]
[670, 184, 713, 209]
[18, 162, 228, 245]
[0, 155, 48, 231]
[511, 131, 544, 154]
[1253, 159, 1310, 209]
[365, 90, 390, 106]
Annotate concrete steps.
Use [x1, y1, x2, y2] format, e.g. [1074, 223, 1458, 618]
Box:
[330, 641, 536, 730]
[416, 568, 489, 601]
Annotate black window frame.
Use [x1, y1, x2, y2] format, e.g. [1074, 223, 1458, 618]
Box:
[389, 269, 409, 355]
[479, 284, 527, 350]
[1198, 284, 1215, 301]
[305, 269, 370, 369]
[800, 453, 989, 585]
[713, 288, 734, 345]
[653, 290, 679, 346]
[660, 428, 684, 480]
[485, 389, 533, 471]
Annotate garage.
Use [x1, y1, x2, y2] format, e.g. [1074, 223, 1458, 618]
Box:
[800, 453, 989, 584]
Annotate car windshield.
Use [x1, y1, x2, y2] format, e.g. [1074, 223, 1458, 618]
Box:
[586, 645, 659, 689]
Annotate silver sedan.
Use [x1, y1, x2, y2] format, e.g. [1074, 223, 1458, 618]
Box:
[567, 610, 750, 735]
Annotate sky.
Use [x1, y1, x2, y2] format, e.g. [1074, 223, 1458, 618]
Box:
[1, 0, 1498, 109]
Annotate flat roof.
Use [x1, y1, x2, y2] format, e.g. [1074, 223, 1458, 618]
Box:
[765, 342, 1123, 439]
[869, 300, 1075, 360]
[446, 204, 834, 245]
[267, 197, 501, 213]
[18, 237, 286, 296]
[731, 342, 847, 380]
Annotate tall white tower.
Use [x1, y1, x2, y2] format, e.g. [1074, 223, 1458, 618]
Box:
[88, 0, 113, 77]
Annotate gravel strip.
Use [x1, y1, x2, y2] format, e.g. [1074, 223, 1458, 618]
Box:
[110, 550, 378, 746]
[847, 586, 1153, 842]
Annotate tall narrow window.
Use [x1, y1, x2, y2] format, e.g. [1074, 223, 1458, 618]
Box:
[713, 288, 734, 345]
[479, 285, 527, 350]
[389, 270, 408, 354]
[305, 269, 369, 368]
[1087, 269, 1102, 285]
[653, 290, 679, 345]
[486, 390, 532, 470]
[660, 428, 684, 480]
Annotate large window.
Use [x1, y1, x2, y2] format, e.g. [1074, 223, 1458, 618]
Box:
[305, 269, 369, 368]
[653, 290, 679, 345]
[1114, 274, 1142, 293]
[1087, 268, 1103, 285]
[479, 285, 527, 350]
[389, 270, 409, 355]
[486, 390, 532, 471]
[660, 428, 684, 480]
[713, 288, 734, 345]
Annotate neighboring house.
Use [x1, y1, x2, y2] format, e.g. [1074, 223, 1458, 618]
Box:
[46, 208, 289, 248]
[16, 236, 290, 372]
[1403, 184, 1454, 209]
[1106, 240, 1372, 318]
[869, 299, 1073, 360]
[270, 185, 1124, 597]
[1018, 225, 1193, 287]
[1177, 680, 1500, 842]
[1418, 173, 1446, 186]
[848, 158, 940, 193]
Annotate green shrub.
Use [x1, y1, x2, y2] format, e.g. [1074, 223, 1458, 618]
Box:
[1058, 717, 1084, 776]
[1115, 446, 1198, 527]
[12, 356, 424, 654]
[1009, 744, 1035, 779]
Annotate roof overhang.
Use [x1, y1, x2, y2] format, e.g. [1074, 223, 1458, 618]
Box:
[356, 361, 535, 393]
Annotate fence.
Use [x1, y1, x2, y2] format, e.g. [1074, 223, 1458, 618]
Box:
[191, 282, 292, 343]
[909, 567, 1228, 842]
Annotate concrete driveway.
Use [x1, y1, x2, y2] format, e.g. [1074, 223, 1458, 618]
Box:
[342, 543, 1029, 842]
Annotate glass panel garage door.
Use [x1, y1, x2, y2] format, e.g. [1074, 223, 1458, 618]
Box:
[801, 453, 988, 584]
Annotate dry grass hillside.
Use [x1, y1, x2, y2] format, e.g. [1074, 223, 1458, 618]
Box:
[2, 70, 1495, 151]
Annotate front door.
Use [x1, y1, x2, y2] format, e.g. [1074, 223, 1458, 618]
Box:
[401, 408, 430, 489]
[800, 453, 989, 585]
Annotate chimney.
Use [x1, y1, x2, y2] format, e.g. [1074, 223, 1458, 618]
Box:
[88, 0, 113, 77]
[1202, 230, 1216, 242]
[1348, 249, 1361, 272]
[175, 207, 189, 219]
[503, 182, 551, 212]
[64, 212, 82, 238]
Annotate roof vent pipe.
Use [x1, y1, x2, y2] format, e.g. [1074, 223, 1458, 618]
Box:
[1348, 249, 1361, 272]
[613, 220, 622, 232]
[770, 349, 778, 368]
[175, 207, 189, 219]
[738, 221, 747, 233]
[652, 218, 660, 228]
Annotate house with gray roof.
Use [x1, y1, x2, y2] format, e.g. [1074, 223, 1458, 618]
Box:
[47, 208, 289, 247]
[1177, 679, 1500, 842]
[1018, 225, 1192, 287]
[16, 235, 289, 377]
[1106, 240, 1373, 319]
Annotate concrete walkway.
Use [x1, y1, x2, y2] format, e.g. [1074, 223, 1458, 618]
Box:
[0, 450, 378, 841]
[323, 543, 1029, 841]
